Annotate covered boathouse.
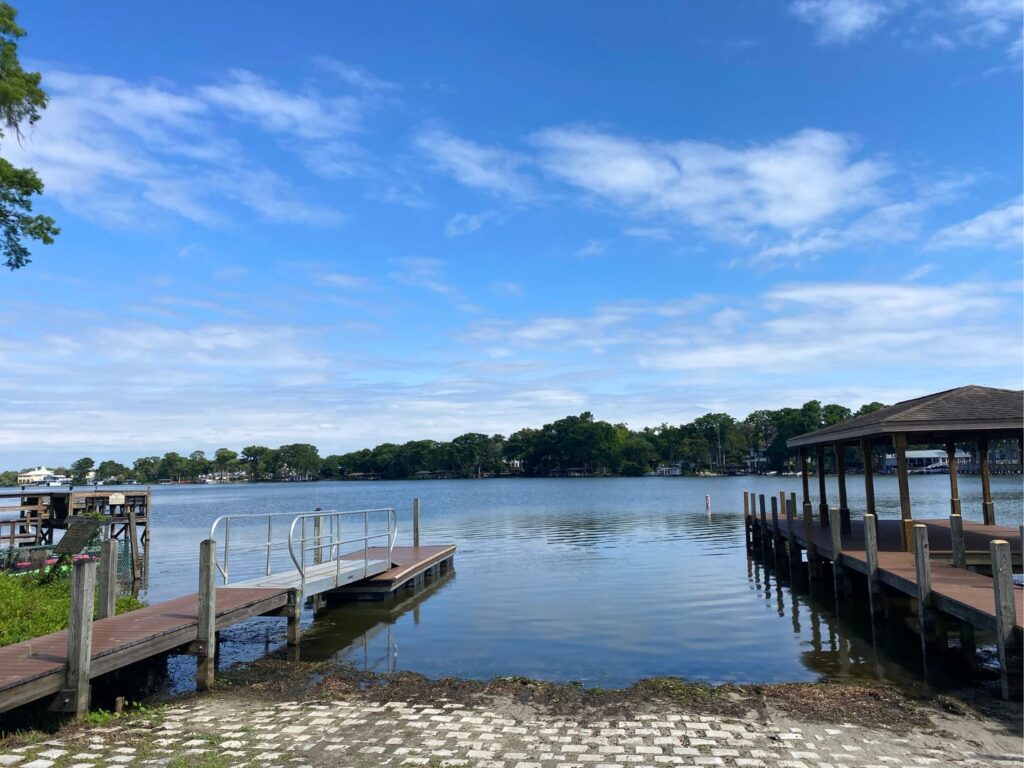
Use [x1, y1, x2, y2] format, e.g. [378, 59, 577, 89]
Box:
[786, 385, 1023, 551]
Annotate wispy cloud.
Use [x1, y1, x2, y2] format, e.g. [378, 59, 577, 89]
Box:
[789, 0, 892, 44]
[415, 128, 534, 199]
[532, 126, 888, 241]
[925, 196, 1023, 250]
[197, 69, 362, 139]
[575, 239, 608, 258]
[444, 210, 495, 237]
[623, 226, 672, 241]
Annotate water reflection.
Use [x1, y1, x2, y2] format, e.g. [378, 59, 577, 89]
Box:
[50, 475, 1020, 693]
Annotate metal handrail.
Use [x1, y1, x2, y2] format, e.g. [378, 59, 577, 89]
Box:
[209, 508, 396, 585]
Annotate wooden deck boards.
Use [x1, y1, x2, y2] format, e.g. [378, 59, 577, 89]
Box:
[770, 516, 1024, 631]
[0, 542, 455, 714]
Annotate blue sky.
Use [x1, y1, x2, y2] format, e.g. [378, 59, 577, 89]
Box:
[1, 0, 1021, 466]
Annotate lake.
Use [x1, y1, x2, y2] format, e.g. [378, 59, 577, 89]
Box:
[116, 473, 1020, 694]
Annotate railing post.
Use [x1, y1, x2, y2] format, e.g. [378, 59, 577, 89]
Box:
[991, 539, 1022, 700]
[949, 513, 966, 569]
[864, 513, 882, 621]
[913, 524, 938, 652]
[196, 539, 216, 691]
[57, 558, 96, 717]
[413, 498, 421, 548]
[98, 539, 118, 620]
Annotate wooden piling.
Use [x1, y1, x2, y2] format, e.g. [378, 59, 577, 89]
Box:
[313, 516, 323, 565]
[758, 495, 768, 559]
[770, 496, 782, 561]
[98, 539, 118, 620]
[62, 558, 97, 717]
[743, 491, 751, 551]
[979, 437, 995, 525]
[413, 498, 421, 548]
[990, 539, 1022, 700]
[785, 494, 800, 565]
[286, 590, 302, 647]
[829, 507, 846, 595]
[864, 513, 882, 620]
[126, 507, 141, 581]
[949, 513, 966, 569]
[913, 524, 937, 651]
[196, 539, 216, 691]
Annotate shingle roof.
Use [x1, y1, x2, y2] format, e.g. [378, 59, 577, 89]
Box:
[787, 385, 1023, 448]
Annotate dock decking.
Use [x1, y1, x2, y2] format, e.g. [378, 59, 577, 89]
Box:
[0, 539, 455, 715]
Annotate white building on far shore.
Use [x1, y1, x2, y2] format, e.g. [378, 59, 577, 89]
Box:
[16, 466, 72, 485]
[882, 449, 970, 471]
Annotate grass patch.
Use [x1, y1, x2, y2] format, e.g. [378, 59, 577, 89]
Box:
[0, 570, 145, 646]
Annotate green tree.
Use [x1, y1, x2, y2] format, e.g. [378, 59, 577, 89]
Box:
[70, 456, 94, 484]
[855, 401, 885, 416]
[187, 450, 210, 480]
[132, 456, 160, 482]
[95, 460, 128, 483]
[0, 469, 16, 486]
[0, 3, 58, 269]
[240, 445, 274, 480]
[213, 448, 237, 477]
[277, 443, 320, 480]
[158, 451, 188, 481]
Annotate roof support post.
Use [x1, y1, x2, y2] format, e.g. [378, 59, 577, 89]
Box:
[860, 438, 875, 518]
[834, 442, 850, 534]
[893, 432, 913, 552]
[979, 436, 994, 525]
[799, 446, 812, 521]
[815, 444, 828, 527]
[945, 441, 961, 518]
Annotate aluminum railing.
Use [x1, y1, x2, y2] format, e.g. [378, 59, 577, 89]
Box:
[208, 508, 397, 588]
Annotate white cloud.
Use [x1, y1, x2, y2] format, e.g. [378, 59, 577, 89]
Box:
[575, 239, 608, 258]
[316, 58, 399, 92]
[197, 69, 362, 139]
[925, 196, 1023, 250]
[415, 128, 533, 199]
[789, 0, 892, 44]
[444, 211, 495, 237]
[7, 69, 343, 228]
[901, 263, 937, 280]
[532, 126, 888, 241]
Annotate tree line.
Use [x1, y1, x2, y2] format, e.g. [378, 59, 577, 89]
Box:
[0, 399, 891, 486]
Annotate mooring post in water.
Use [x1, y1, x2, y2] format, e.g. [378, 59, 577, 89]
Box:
[864, 513, 883, 621]
[770, 496, 782, 562]
[990, 539, 1022, 700]
[802, 493, 818, 583]
[749, 490, 760, 547]
[949, 513, 966, 569]
[413, 498, 421, 548]
[758, 495, 768, 559]
[286, 588, 302, 649]
[743, 492, 751, 552]
[195, 539, 217, 691]
[828, 507, 848, 596]
[785, 494, 800, 566]
[913, 524, 939, 653]
[98, 538, 118, 620]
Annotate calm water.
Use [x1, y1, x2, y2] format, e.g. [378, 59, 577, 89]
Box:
[7, 475, 1023, 692]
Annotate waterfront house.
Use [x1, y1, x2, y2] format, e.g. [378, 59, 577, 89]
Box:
[16, 466, 71, 485]
[882, 448, 970, 472]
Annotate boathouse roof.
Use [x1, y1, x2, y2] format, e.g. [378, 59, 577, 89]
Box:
[786, 385, 1023, 448]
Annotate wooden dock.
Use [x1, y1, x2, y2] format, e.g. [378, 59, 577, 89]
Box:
[0, 505, 454, 717]
[745, 491, 1023, 698]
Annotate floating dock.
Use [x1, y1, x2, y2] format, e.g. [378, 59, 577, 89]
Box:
[0, 505, 454, 716]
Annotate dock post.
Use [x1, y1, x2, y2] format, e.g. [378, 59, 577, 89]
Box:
[949, 513, 966, 569]
[750, 490, 762, 549]
[776, 491, 787, 561]
[979, 437, 995, 525]
[864, 513, 883, 621]
[770, 495, 778, 561]
[127, 506, 141, 581]
[60, 558, 97, 717]
[286, 589, 302, 648]
[758, 495, 769, 560]
[990, 539, 1022, 700]
[828, 507, 847, 596]
[413, 498, 421, 548]
[913, 524, 939, 653]
[802, 494, 819, 584]
[196, 539, 216, 691]
[743, 492, 751, 552]
[98, 539, 118, 620]
[785, 495, 800, 566]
